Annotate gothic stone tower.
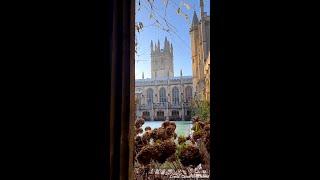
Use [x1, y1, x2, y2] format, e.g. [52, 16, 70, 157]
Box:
[150, 37, 174, 79]
[189, 0, 210, 100]
[190, 11, 200, 95]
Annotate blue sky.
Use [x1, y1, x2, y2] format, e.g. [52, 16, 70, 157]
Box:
[135, 0, 210, 79]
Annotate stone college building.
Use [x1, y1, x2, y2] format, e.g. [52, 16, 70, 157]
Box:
[135, 0, 210, 121]
[135, 38, 193, 121]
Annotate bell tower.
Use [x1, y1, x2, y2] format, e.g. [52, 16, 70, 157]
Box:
[151, 37, 174, 79]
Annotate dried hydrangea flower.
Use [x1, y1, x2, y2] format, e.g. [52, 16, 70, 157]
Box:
[161, 120, 171, 128]
[136, 145, 155, 165]
[151, 128, 158, 140]
[178, 145, 202, 168]
[135, 118, 145, 129]
[135, 136, 144, 153]
[144, 126, 151, 131]
[156, 127, 166, 140]
[136, 127, 143, 135]
[198, 121, 205, 129]
[141, 131, 152, 145]
[169, 121, 176, 129]
[153, 140, 176, 164]
[165, 125, 175, 137]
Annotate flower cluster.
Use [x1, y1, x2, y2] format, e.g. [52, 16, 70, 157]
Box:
[134, 116, 211, 178]
[190, 116, 211, 153]
[175, 116, 211, 170]
[178, 145, 202, 167]
[134, 119, 178, 167]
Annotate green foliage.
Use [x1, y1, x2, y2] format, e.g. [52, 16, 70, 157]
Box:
[191, 100, 210, 121]
[176, 141, 187, 155]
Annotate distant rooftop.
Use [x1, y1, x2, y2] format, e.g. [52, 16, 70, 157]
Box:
[135, 76, 193, 87]
[135, 76, 192, 82]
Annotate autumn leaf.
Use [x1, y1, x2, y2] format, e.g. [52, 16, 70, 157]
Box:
[176, 7, 181, 14]
[184, 3, 190, 10]
[183, 2, 191, 10]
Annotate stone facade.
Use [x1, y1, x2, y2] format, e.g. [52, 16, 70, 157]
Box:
[204, 53, 210, 101]
[135, 77, 193, 121]
[135, 38, 193, 121]
[190, 0, 210, 102]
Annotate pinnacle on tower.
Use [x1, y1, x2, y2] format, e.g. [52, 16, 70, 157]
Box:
[165, 37, 171, 52]
[151, 40, 153, 54]
[191, 11, 199, 29]
[200, 0, 204, 17]
[164, 37, 168, 51]
[155, 43, 157, 52]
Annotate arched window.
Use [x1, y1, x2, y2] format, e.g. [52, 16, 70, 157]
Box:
[142, 111, 150, 120]
[146, 88, 153, 106]
[185, 86, 192, 102]
[172, 87, 179, 105]
[157, 111, 164, 117]
[156, 111, 165, 121]
[135, 94, 140, 105]
[159, 87, 166, 103]
[172, 110, 179, 117]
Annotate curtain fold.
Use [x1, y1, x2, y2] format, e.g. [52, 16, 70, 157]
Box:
[106, 0, 135, 179]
